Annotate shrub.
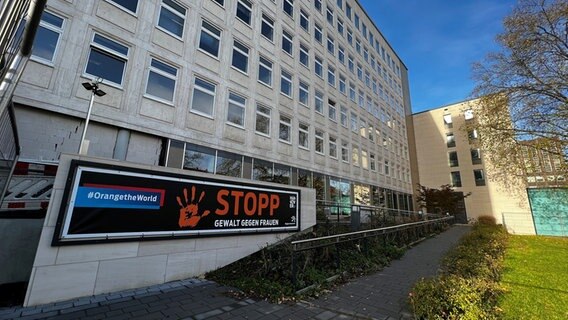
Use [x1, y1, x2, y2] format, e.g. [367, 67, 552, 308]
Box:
[477, 215, 497, 226]
[410, 224, 508, 319]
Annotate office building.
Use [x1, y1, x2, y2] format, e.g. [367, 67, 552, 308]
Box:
[12, 0, 415, 211]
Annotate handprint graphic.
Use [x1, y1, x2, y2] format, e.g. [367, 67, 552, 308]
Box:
[177, 186, 210, 228]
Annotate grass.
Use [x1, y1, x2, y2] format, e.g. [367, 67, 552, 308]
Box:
[499, 235, 568, 320]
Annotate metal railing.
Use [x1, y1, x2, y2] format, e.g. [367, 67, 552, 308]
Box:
[290, 215, 454, 288]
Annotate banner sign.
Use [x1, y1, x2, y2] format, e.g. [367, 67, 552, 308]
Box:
[52, 161, 301, 245]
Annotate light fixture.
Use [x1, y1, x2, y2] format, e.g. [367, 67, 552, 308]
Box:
[78, 78, 106, 154]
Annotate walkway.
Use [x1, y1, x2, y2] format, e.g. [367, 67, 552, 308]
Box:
[0, 225, 471, 320]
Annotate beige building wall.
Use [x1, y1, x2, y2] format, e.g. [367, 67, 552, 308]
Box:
[412, 99, 533, 232]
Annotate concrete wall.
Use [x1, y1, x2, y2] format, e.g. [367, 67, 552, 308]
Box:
[0, 218, 44, 285]
[24, 154, 316, 306]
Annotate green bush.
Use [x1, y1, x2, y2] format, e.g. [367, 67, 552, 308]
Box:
[410, 224, 508, 319]
[477, 215, 497, 226]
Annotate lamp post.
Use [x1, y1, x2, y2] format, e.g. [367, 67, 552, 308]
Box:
[79, 78, 106, 154]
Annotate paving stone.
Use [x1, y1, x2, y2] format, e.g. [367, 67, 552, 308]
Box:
[194, 308, 223, 319]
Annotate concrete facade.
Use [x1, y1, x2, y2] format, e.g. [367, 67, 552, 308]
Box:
[24, 153, 317, 306]
[13, 0, 414, 208]
[412, 99, 534, 234]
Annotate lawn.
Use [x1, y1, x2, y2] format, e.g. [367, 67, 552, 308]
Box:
[499, 235, 568, 320]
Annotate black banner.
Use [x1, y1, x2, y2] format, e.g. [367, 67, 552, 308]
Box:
[52, 161, 300, 245]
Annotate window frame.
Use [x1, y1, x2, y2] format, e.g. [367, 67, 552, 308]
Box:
[315, 129, 324, 154]
[261, 13, 275, 42]
[280, 69, 293, 97]
[279, 115, 292, 143]
[258, 55, 273, 87]
[157, 0, 186, 39]
[255, 104, 271, 137]
[31, 10, 65, 64]
[144, 57, 178, 104]
[231, 39, 250, 74]
[236, 0, 253, 25]
[198, 20, 222, 58]
[84, 33, 129, 87]
[190, 76, 217, 118]
[298, 122, 309, 150]
[226, 91, 247, 128]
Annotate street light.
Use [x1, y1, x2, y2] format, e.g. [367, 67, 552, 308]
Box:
[78, 78, 106, 154]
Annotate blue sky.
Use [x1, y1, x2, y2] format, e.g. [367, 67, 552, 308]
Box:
[359, 0, 517, 113]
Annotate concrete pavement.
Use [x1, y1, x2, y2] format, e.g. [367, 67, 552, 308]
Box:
[0, 225, 471, 320]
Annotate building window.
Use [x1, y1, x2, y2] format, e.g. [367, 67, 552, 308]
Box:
[315, 129, 324, 154]
[255, 104, 271, 136]
[345, 3, 351, 19]
[199, 20, 221, 57]
[341, 141, 349, 162]
[32, 11, 64, 64]
[283, 0, 294, 17]
[216, 150, 243, 177]
[326, 6, 334, 25]
[449, 151, 459, 167]
[261, 14, 274, 41]
[85, 33, 128, 86]
[300, 9, 309, 32]
[368, 125, 374, 141]
[361, 150, 368, 169]
[468, 129, 479, 140]
[350, 112, 358, 133]
[337, 18, 344, 36]
[190, 77, 216, 117]
[327, 36, 335, 54]
[184, 144, 215, 173]
[280, 69, 293, 97]
[329, 136, 337, 158]
[314, 23, 323, 43]
[338, 46, 345, 64]
[314, 0, 322, 12]
[370, 153, 376, 171]
[471, 148, 482, 165]
[236, 0, 252, 25]
[145, 58, 177, 102]
[299, 81, 309, 106]
[339, 75, 346, 94]
[354, 13, 360, 29]
[258, 56, 273, 86]
[299, 123, 309, 149]
[349, 83, 356, 101]
[446, 133, 456, 148]
[327, 66, 336, 87]
[328, 100, 337, 121]
[340, 106, 348, 127]
[357, 63, 363, 80]
[232, 40, 249, 73]
[253, 159, 273, 182]
[212, 0, 224, 6]
[282, 29, 293, 55]
[227, 92, 246, 127]
[299, 43, 309, 67]
[347, 28, 353, 45]
[464, 109, 474, 120]
[279, 115, 291, 142]
[107, 0, 138, 13]
[348, 55, 354, 73]
[315, 90, 324, 114]
[352, 146, 359, 166]
[360, 120, 367, 138]
[158, 0, 186, 38]
[451, 171, 462, 187]
[384, 160, 390, 175]
[356, 38, 361, 54]
[443, 112, 453, 128]
[474, 169, 486, 186]
[314, 55, 323, 77]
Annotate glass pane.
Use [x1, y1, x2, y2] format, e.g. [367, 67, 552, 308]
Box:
[32, 27, 58, 61]
[191, 89, 214, 115]
[41, 11, 64, 28]
[147, 71, 175, 101]
[109, 0, 138, 13]
[151, 59, 177, 76]
[159, 7, 185, 37]
[199, 31, 219, 56]
[216, 151, 242, 177]
[227, 103, 244, 126]
[93, 34, 128, 56]
[232, 50, 248, 72]
[273, 164, 290, 184]
[86, 48, 125, 85]
[184, 145, 215, 173]
[236, 2, 251, 24]
[253, 159, 272, 181]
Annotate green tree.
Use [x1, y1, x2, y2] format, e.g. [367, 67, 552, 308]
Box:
[471, 0, 567, 183]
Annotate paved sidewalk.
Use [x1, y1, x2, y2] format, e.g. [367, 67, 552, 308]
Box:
[0, 225, 471, 320]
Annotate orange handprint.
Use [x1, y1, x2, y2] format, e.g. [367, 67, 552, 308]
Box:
[177, 186, 210, 228]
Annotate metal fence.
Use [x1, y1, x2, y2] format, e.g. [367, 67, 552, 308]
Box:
[290, 215, 454, 287]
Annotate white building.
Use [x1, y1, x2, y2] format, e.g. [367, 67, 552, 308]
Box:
[13, 0, 414, 211]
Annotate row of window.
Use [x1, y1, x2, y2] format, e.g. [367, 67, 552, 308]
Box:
[450, 170, 486, 188]
[167, 140, 413, 206]
[448, 150, 482, 167]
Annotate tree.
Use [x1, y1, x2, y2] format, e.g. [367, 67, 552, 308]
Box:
[415, 184, 471, 215]
[471, 0, 567, 184]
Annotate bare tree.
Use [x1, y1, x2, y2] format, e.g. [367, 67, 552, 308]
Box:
[471, 0, 567, 183]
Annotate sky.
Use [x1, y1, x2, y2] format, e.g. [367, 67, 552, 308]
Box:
[359, 0, 518, 113]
